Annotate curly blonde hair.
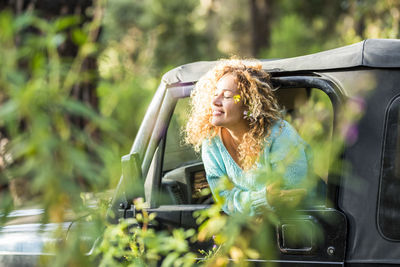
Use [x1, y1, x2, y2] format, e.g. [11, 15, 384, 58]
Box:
[185, 59, 282, 170]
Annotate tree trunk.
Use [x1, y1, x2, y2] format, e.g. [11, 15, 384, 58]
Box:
[250, 0, 274, 57]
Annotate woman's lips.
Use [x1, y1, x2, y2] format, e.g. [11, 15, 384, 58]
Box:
[212, 110, 224, 116]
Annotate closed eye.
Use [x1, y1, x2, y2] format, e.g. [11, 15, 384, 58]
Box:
[213, 91, 234, 98]
[223, 92, 233, 98]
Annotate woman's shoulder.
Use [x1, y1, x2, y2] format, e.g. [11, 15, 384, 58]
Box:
[269, 119, 291, 136]
[280, 119, 300, 137]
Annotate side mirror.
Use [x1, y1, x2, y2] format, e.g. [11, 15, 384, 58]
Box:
[120, 153, 143, 202]
[108, 152, 143, 222]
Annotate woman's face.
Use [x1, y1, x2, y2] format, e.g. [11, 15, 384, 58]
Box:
[211, 74, 247, 129]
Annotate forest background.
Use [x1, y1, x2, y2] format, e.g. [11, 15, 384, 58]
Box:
[0, 0, 399, 266]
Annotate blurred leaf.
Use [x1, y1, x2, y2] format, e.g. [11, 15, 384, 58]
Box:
[0, 100, 19, 123]
[71, 28, 88, 46]
[0, 10, 14, 41]
[54, 15, 80, 32]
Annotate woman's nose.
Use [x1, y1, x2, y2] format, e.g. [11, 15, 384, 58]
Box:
[212, 95, 222, 106]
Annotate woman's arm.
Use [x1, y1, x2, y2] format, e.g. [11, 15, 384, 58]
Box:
[201, 121, 311, 215]
[264, 121, 311, 207]
[268, 121, 311, 188]
[202, 140, 269, 215]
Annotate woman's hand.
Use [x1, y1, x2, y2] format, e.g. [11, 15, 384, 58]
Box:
[266, 181, 307, 209]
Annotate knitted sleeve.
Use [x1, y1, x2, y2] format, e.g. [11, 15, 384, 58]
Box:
[202, 139, 269, 215]
[268, 121, 310, 188]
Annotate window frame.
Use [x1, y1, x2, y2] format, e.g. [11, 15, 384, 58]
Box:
[378, 94, 400, 241]
[146, 75, 343, 208]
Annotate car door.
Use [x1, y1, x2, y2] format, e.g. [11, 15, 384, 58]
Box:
[120, 75, 348, 265]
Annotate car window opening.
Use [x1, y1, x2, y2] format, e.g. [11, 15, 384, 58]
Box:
[158, 85, 333, 207]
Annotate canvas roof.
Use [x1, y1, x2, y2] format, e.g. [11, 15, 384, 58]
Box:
[162, 38, 400, 86]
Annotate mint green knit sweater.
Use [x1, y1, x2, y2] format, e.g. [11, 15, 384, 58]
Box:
[201, 120, 310, 215]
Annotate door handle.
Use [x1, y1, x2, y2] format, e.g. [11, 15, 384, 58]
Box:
[277, 219, 315, 254]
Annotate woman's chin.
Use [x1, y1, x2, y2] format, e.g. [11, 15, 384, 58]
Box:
[211, 118, 223, 127]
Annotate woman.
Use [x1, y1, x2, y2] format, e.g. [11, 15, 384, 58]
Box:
[185, 59, 310, 215]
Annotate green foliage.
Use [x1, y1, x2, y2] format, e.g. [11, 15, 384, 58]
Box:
[194, 195, 275, 266]
[0, 1, 397, 266]
[261, 14, 318, 58]
[338, 0, 400, 43]
[96, 219, 196, 267]
[95, 199, 197, 267]
[0, 6, 123, 266]
[0, 10, 103, 206]
[101, 0, 218, 74]
[261, 0, 400, 58]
